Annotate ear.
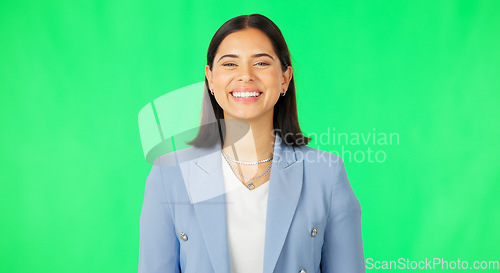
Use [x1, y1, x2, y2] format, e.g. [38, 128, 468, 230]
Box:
[205, 65, 213, 90]
[281, 65, 293, 92]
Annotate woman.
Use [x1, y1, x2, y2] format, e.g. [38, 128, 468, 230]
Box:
[139, 14, 365, 273]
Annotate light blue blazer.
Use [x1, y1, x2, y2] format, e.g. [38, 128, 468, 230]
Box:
[139, 134, 365, 273]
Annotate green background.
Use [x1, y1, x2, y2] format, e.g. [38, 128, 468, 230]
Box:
[1, 0, 499, 272]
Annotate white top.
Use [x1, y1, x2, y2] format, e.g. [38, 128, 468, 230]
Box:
[221, 155, 270, 273]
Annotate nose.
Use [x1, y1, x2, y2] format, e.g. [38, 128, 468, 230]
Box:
[238, 63, 254, 82]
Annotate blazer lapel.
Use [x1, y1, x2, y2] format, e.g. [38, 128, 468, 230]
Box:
[263, 134, 304, 273]
[186, 134, 304, 273]
[188, 141, 231, 273]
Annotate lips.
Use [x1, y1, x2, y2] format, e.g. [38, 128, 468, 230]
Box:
[231, 87, 261, 93]
[229, 87, 263, 103]
[230, 87, 262, 97]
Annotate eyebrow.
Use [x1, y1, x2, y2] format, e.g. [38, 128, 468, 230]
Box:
[217, 53, 275, 63]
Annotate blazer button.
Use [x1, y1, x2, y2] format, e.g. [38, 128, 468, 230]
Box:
[311, 227, 318, 237]
[299, 269, 307, 273]
[179, 232, 188, 241]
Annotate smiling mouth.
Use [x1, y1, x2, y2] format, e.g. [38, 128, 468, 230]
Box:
[230, 91, 263, 98]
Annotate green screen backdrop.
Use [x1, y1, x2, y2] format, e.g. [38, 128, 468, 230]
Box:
[1, 0, 499, 272]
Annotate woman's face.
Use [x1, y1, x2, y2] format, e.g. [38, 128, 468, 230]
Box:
[205, 28, 292, 122]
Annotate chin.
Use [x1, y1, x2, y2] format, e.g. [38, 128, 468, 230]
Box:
[224, 111, 262, 121]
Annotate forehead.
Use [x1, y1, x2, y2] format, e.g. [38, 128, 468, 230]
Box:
[216, 28, 275, 56]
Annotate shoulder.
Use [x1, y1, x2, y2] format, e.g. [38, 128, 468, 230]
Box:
[299, 147, 360, 211]
[291, 145, 347, 193]
[293, 145, 343, 173]
[294, 145, 361, 212]
[149, 145, 202, 187]
[294, 145, 357, 197]
[153, 145, 202, 167]
[148, 146, 205, 201]
[290, 145, 362, 214]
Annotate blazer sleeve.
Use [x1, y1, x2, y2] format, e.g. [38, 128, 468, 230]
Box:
[139, 162, 181, 273]
[320, 157, 366, 273]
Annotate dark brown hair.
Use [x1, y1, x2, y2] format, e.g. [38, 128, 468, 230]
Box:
[187, 14, 311, 148]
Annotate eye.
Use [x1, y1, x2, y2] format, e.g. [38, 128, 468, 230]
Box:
[256, 62, 270, 66]
[222, 63, 236, 67]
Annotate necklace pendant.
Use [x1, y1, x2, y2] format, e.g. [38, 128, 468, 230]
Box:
[247, 183, 255, 190]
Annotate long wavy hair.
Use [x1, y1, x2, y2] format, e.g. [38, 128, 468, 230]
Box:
[187, 14, 311, 148]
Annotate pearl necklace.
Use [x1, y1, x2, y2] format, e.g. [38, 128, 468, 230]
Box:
[221, 151, 273, 190]
[221, 150, 273, 165]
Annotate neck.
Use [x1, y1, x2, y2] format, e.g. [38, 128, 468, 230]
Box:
[221, 117, 275, 162]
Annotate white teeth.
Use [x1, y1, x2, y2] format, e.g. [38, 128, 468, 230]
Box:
[232, 92, 261, 98]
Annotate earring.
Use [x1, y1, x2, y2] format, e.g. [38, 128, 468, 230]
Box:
[281, 90, 287, 97]
[210, 89, 214, 96]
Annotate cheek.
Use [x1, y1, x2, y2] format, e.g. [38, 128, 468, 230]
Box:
[263, 67, 282, 82]
[213, 73, 233, 88]
[262, 72, 282, 89]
